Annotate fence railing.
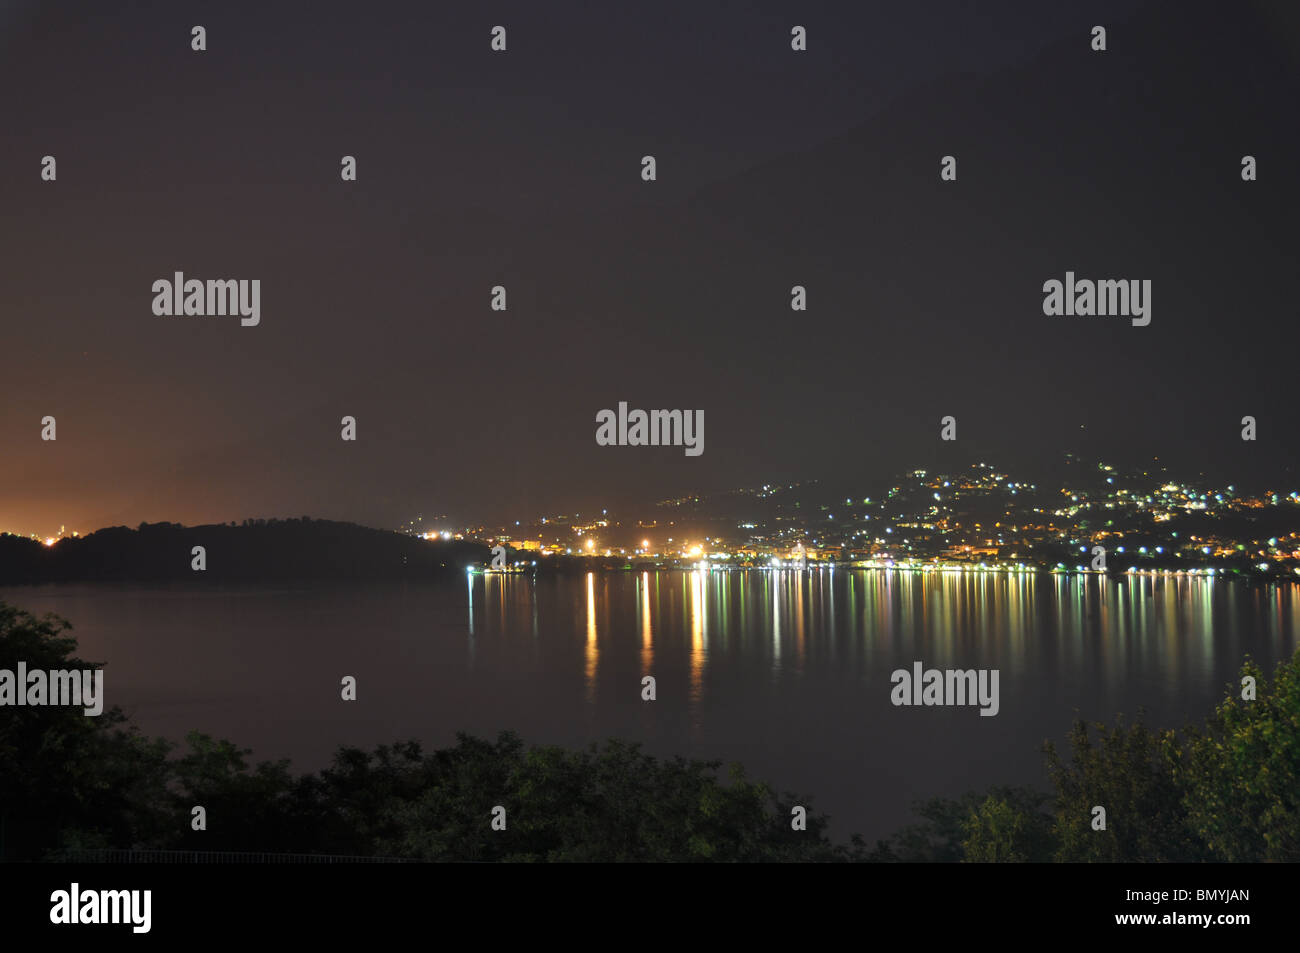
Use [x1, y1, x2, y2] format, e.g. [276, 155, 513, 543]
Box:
[42, 849, 420, 864]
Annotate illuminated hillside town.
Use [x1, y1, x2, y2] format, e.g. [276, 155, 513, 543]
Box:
[8, 457, 1298, 582]
[411, 456, 1300, 581]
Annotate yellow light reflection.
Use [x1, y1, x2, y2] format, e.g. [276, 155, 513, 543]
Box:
[690, 569, 705, 703]
[640, 571, 653, 671]
[585, 571, 598, 703]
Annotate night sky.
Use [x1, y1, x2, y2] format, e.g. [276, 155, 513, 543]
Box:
[3, 0, 1298, 537]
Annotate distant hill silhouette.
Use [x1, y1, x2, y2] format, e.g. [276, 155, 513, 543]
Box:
[0, 519, 488, 584]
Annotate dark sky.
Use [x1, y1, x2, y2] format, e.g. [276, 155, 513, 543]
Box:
[3, 0, 1298, 536]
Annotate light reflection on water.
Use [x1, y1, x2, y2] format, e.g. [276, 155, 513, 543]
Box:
[2, 572, 1295, 841]
[460, 570, 1296, 721]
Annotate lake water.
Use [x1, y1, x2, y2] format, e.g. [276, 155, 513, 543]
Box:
[3, 570, 1297, 842]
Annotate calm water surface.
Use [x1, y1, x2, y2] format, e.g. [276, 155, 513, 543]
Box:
[3, 570, 1297, 841]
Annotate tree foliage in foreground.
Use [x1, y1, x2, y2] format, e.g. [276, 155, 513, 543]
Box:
[882, 651, 1300, 863]
[1171, 655, 1300, 862]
